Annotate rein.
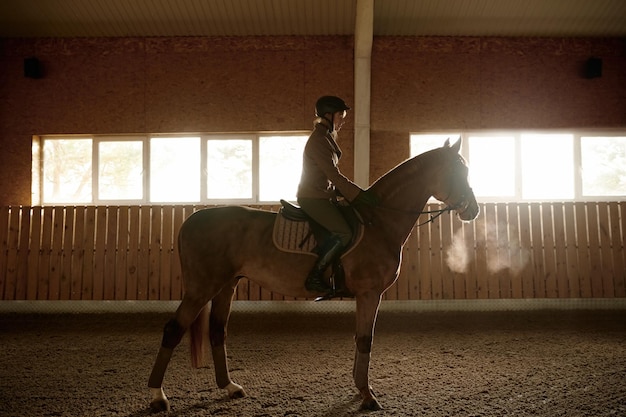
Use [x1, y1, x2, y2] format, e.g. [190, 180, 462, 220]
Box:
[415, 204, 458, 226]
[373, 200, 465, 227]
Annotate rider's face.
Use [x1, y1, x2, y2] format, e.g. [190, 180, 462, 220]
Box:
[333, 110, 347, 132]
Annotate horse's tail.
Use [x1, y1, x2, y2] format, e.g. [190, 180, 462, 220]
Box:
[189, 303, 210, 369]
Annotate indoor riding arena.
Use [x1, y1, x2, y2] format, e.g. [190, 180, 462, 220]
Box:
[1, 1, 625, 416]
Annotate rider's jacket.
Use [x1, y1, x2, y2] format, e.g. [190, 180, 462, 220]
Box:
[296, 119, 361, 202]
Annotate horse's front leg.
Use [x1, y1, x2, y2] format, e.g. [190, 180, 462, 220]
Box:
[210, 284, 246, 399]
[353, 291, 383, 411]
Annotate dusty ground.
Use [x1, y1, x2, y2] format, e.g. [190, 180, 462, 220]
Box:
[1, 308, 625, 417]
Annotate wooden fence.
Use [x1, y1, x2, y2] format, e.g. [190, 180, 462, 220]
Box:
[1, 203, 624, 301]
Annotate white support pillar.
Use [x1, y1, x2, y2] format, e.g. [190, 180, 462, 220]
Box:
[353, 0, 373, 187]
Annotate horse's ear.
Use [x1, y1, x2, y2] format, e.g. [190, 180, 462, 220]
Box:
[443, 138, 451, 147]
[450, 136, 462, 153]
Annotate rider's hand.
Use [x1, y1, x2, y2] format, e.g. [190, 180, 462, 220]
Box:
[352, 189, 380, 207]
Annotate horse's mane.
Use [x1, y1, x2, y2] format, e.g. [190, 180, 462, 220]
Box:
[369, 147, 443, 199]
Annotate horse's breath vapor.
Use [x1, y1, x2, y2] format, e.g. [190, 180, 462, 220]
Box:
[485, 223, 530, 275]
[446, 229, 470, 273]
[445, 224, 530, 275]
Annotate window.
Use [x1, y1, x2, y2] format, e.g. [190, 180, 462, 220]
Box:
[151, 137, 201, 203]
[468, 135, 516, 198]
[42, 138, 92, 203]
[410, 131, 626, 202]
[206, 139, 253, 200]
[259, 135, 308, 202]
[520, 133, 574, 199]
[98, 139, 144, 201]
[35, 133, 308, 205]
[581, 136, 626, 197]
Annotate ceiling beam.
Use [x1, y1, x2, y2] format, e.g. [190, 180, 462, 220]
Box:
[353, 0, 373, 187]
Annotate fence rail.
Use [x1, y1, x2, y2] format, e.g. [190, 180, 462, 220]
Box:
[1, 203, 624, 301]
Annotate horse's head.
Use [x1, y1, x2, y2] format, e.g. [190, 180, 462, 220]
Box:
[432, 137, 479, 222]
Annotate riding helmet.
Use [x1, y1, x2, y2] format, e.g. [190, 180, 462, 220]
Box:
[315, 96, 350, 117]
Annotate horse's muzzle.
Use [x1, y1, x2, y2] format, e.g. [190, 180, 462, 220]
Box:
[457, 199, 480, 221]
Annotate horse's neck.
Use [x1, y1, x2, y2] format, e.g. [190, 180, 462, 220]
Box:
[370, 154, 436, 245]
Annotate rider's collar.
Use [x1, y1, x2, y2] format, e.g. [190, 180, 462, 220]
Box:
[315, 117, 332, 131]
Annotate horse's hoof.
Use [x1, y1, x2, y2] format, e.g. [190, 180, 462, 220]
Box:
[149, 398, 170, 413]
[225, 382, 246, 399]
[358, 386, 382, 411]
[230, 389, 246, 399]
[360, 397, 382, 411]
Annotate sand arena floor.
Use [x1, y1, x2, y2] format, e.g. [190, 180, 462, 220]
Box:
[1, 307, 625, 416]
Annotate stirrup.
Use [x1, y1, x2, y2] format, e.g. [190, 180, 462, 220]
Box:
[313, 287, 336, 301]
[313, 285, 353, 302]
[306, 273, 334, 301]
[305, 274, 332, 293]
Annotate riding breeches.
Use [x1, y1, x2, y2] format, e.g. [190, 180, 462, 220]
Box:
[297, 198, 352, 247]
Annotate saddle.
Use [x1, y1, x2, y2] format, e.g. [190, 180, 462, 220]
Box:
[279, 200, 310, 222]
[273, 199, 363, 298]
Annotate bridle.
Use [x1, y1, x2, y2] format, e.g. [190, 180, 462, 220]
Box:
[372, 185, 471, 227]
[416, 156, 471, 226]
[415, 198, 467, 226]
[416, 176, 472, 225]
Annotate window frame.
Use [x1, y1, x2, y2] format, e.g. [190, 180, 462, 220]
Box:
[410, 129, 626, 203]
[34, 132, 309, 206]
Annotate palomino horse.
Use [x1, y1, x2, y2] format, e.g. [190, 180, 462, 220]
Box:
[147, 137, 479, 412]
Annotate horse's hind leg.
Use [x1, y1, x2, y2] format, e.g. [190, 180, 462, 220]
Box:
[147, 294, 207, 412]
[209, 281, 246, 398]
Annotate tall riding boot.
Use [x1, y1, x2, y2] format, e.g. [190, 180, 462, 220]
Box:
[305, 236, 344, 293]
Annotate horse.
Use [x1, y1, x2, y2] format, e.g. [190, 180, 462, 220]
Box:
[147, 137, 479, 412]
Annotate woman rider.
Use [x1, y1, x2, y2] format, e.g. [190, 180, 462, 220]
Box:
[297, 96, 378, 293]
